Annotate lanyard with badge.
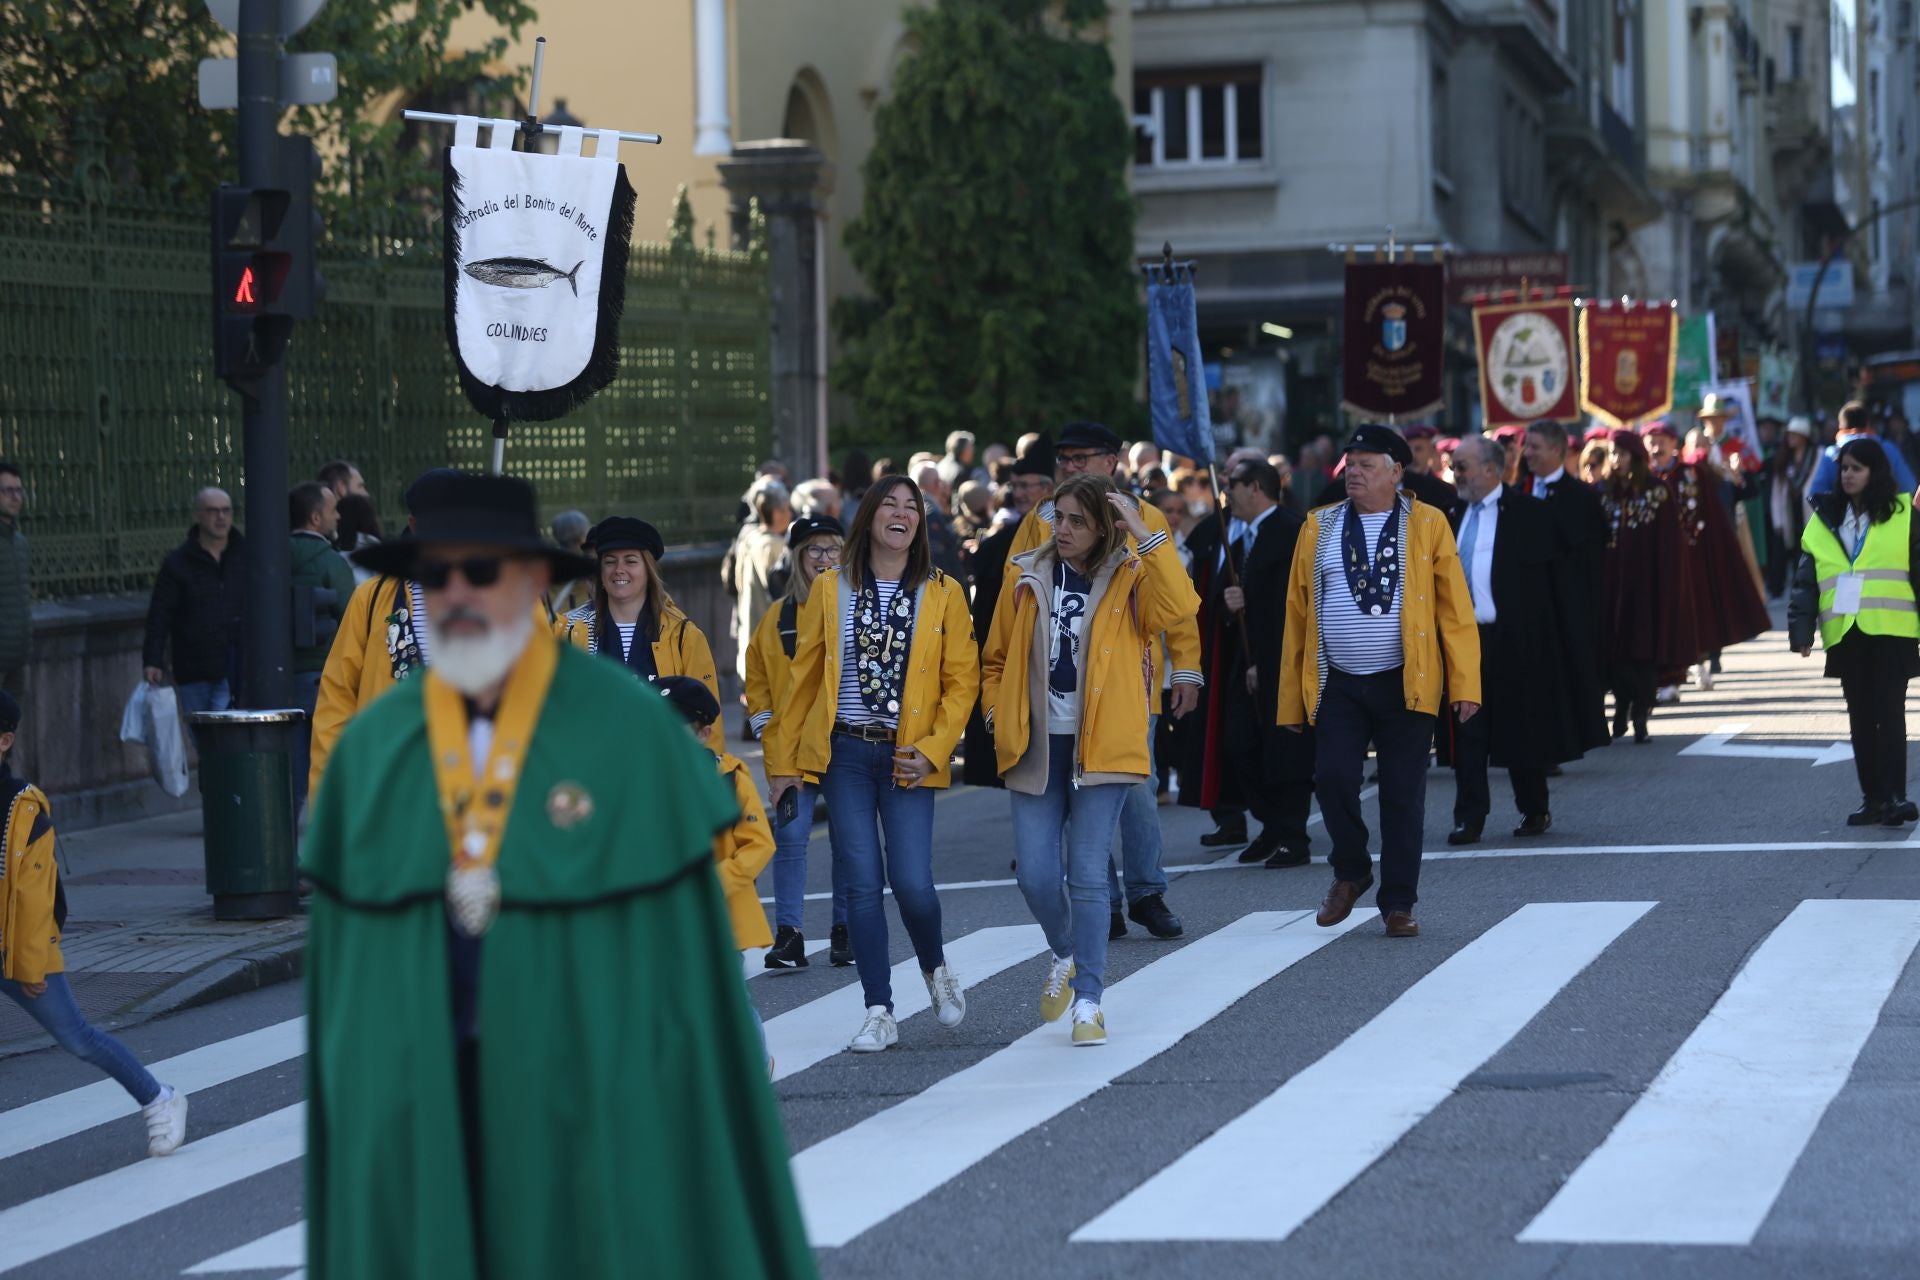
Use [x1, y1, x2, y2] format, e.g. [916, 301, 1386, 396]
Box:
[1831, 513, 1870, 616]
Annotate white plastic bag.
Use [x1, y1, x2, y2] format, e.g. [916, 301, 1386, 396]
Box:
[119, 682, 150, 746]
[121, 682, 190, 798]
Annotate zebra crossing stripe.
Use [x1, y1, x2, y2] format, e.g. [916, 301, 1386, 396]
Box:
[1519, 898, 1920, 1246]
[0, 1018, 305, 1164]
[1071, 900, 1654, 1242]
[789, 909, 1362, 1247]
[771, 925, 1047, 1081]
[0, 1103, 304, 1275]
[184, 1222, 303, 1273]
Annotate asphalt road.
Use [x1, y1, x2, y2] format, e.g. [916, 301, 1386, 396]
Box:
[5, 626, 1920, 1280]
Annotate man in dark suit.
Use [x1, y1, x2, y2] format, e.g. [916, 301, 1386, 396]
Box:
[1445, 435, 1591, 842]
[1521, 421, 1611, 753]
[1215, 458, 1313, 866]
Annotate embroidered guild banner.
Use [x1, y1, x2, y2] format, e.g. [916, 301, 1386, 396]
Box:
[1578, 301, 1679, 429]
[1341, 261, 1445, 420]
[1471, 299, 1579, 428]
[445, 120, 637, 423]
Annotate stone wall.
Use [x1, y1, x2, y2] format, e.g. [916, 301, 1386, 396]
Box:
[31, 543, 736, 832]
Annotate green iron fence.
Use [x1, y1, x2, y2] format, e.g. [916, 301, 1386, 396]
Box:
[0, 161, 771, 599]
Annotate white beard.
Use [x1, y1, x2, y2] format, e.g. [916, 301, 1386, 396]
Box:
[426, 607, 535, 696]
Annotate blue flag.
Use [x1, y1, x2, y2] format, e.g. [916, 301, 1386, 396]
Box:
[1146, 271, 1213, 464]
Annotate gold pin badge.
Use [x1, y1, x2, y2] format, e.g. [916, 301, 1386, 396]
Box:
[546, 782, 595, 830]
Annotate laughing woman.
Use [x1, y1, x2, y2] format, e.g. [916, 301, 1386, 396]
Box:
[764, 477, 980, 1054]
[981, 475, 1199, 1046]
[556, 517, 720, 699]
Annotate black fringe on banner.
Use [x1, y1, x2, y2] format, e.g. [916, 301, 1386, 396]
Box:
[443, 151, 638, 426]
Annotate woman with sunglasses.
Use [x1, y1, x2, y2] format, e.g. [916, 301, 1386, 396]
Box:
[981, 475, 1199, 1046]
[765, 477, 980, 1054]
[555, 517, 720, 703]
[745, 514, 850, 969]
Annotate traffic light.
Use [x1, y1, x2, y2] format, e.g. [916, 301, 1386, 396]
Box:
[210, 134, 323, 389]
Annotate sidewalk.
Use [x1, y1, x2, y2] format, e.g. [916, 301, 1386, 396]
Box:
[0, 809, 305, 1059]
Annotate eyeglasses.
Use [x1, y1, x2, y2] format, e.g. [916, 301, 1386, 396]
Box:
[1055, 450, 1114, 468]
[801, 544, 839, 562]
[415, 556, 505, 589]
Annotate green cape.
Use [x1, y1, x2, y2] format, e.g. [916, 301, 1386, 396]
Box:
[302, 641, 817, 1279]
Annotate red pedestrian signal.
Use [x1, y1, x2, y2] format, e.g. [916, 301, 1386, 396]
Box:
[234, 266, 257, 306]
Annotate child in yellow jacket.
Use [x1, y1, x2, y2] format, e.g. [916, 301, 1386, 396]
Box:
[654, 676, 776, 1072]
[0, 691, 189, 1156]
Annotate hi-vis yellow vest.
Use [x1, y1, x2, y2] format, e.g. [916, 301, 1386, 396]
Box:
[1803, 495, 1920, 649]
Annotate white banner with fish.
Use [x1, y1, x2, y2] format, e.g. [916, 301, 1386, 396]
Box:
[444, 118, 636, 423]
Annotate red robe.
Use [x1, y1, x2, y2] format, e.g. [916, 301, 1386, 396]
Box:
[1659, 461, 1772, 657]
[1601, 478, 1698, 670]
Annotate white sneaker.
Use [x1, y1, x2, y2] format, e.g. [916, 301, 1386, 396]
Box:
[1694, 664, 1714, 691]
[143, 1084, 188, 1157]
[1040, 954, 1075, 1023]
[1070, 999, 1107, 1047]
[849, 1005, 898, 1053]
[925, 964, 966, 1028]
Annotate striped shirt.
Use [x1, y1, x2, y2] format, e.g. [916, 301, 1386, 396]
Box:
[408, 581, 432, 666]
[837, 578, 903, 728]
[1316, 509, 1404, 675]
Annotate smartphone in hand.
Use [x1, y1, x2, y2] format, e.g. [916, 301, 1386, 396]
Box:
[776, 787, 800, 826]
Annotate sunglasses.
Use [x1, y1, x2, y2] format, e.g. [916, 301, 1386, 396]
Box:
[1055, 450, 1114, 467]
[415, 556, 505, 589]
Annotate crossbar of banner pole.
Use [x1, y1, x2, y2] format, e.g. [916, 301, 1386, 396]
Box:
[400, 110, 664, 146]
[1325, 242, 1454, 255]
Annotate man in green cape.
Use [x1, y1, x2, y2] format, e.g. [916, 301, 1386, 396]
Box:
[302, 472, 816, 1279]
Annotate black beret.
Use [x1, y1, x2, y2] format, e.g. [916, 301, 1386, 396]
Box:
[1011, 452, 1053, 479]
[587, 517, 663, 558]
[655, 675, 720, 728]
[1057, 421, 1122, 454]
[788, 515, 845, 547]
[1344, 424, 1413, 468]
[403, 468, 463, 516]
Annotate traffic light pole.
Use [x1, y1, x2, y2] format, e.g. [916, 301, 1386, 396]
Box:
[237, 0, 291, 711]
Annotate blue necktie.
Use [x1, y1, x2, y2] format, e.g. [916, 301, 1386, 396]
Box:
[1459, 506, 1482, 604]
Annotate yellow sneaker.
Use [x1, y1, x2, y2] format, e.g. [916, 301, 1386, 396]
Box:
[1070, 999, 1106, 1047]
[1039, 954, 1075, 1023]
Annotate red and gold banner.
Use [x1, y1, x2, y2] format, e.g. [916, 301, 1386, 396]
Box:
[1341, 261, 1446, 420]
[1578, 301, 1679, 429]
[1471, 299, 1579, 428]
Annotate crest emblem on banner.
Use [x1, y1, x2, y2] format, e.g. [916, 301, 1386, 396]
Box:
[1381, 303, 1407, 352]
[444, 118, 637, 424]
[1577, 300, 1680, 429]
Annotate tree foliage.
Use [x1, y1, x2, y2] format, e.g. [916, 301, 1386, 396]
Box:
[0, 0, 534, 240]
[834, 0, 1141, 448]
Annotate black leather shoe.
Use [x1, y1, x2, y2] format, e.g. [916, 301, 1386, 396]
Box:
[1238, 831, 1282, 864]
[828, 922, 853, 966]
[1109, 910, 1128, 940]
[1446, 820, 1483, 846]
[1848, 800, 1891, 827]
[1895, 799, 1920, 824]
[1200, 825, 1250, 848]
[1263, 845, 1311, 869]
[1128, 894, 1184, 939]
[1513, 813, 1552, 838]
[1545, 764, 1564, 778]
[764, 926, 809, 969]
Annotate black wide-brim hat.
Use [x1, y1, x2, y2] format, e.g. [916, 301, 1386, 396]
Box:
[353, 472, 597, 583]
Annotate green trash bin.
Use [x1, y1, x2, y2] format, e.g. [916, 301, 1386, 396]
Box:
[191, 708, 306, 920]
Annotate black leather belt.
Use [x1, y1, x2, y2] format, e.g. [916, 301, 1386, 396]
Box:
[832, 721, 895, 742]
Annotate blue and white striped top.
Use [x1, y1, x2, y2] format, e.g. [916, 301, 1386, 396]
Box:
[1316, 508, 1404, 676]
[837, 578, 903, 728]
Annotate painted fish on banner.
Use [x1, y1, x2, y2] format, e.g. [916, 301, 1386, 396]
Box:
[445, 122, 637, 424]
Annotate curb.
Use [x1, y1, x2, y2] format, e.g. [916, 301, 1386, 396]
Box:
[126, 935, 307, 1021]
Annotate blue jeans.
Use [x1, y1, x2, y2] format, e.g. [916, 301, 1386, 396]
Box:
[1013, 736, 1129, 1003]
[2, 973, 160, 1105]
[819, 734, 945, 1011]
[175, 678, 232, 720]
[291, 669, 322, 814]
[1109, 714, 1170, 908]
[771, 783, 846, 931]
